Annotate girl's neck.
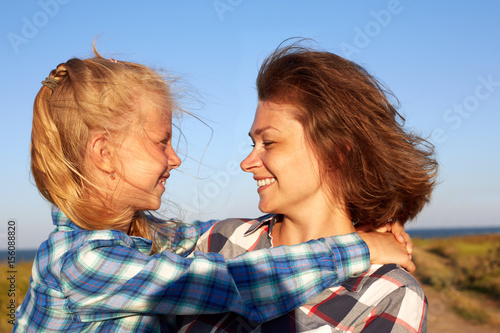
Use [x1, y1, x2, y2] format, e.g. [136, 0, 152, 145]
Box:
[116, 222, 132, 234]
[116, 210, 135, 234]
[271, 204, 355, 246]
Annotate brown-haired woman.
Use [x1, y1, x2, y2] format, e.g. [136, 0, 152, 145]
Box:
[178, 40, 437, 332]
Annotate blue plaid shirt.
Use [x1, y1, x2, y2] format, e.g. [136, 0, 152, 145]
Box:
[14, 207, 369, 332]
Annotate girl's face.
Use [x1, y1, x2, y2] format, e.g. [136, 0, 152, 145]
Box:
[113, 97, 181, 214]
[241, 101, 327, 216]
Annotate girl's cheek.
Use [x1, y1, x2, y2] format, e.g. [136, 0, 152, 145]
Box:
[161, 152, 171, 165]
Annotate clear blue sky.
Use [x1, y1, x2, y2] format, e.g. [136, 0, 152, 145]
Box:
[1, 0, 499, 249]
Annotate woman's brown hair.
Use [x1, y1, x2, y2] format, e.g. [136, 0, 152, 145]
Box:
[257, 40, 438, 228]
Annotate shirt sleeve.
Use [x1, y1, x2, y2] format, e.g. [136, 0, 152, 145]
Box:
[59, 233, 369, 323]
[164, 219, 219, 255]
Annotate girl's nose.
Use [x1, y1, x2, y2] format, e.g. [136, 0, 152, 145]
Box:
[166, 144, 181, 169]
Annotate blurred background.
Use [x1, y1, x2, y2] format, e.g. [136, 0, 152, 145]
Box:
[1, 1, 500, 332]
[1, 0, 499, 249]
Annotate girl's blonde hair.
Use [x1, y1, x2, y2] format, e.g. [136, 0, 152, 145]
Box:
[31, 48, 178, 245]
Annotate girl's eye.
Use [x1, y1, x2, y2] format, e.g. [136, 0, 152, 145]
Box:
[159, 140, 168, 149]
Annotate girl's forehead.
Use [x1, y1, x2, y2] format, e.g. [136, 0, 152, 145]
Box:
[143, 110, 172, 130]
[134, 97, 173, 137]
[139, 95, 172, 120]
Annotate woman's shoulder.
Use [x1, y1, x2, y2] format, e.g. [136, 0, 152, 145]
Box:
[208, 214, 275, 236]
[341, 264, 424, 298]
[374, 264, 423, 290]
[356, 264, 426, 299]
[306, 264, 427, 332]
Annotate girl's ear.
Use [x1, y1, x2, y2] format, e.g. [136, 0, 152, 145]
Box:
[88, 132, 115, 174]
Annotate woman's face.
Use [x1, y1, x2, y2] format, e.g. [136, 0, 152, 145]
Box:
[241, 101, 327, 216]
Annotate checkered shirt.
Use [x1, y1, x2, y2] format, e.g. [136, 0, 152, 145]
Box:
[178, 215, 428, 332]
[14, 207, 369, 332]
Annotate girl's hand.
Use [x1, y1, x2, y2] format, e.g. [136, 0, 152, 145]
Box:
[357, 230, 416, 274]
[374, 222, 413, 260]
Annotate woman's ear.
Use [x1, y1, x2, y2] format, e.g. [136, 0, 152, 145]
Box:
[88, 132, 115, 174]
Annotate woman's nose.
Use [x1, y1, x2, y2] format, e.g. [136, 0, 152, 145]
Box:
[240, 148, 261, 173]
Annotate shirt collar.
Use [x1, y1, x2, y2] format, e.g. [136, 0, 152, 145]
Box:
[242, 212, 380, 293]
[51, 205, 79, 229]
[244, 213, 280, 236]
[50, 205, 153, 254]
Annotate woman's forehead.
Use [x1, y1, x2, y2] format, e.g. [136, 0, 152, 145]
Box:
[253, 101, 298, 125]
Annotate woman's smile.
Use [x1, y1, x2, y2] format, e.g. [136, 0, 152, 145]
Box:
[256, 177, 276, 191]
[241, 101, 325, 215]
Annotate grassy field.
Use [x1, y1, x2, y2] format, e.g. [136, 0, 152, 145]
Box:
[1, 234, 499, 332]
[0, 261, 32, 332]
[412, 234, 500, 327]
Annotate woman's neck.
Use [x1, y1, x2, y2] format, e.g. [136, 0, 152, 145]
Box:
[271, 202, 355, 246]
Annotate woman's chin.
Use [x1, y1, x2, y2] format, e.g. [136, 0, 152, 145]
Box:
[258, 202, 274, 214]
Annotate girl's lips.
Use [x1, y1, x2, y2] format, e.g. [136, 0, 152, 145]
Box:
[158, 174, 169, 188]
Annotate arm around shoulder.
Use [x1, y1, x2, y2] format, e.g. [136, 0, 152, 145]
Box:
[60, 231, 370, 323]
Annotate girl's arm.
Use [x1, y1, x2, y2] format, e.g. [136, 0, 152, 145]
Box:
[60, 232, 369, 323]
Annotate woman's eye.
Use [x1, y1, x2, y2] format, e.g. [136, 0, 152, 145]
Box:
[249, 139, 274, 148]
[263, 141, 274, 147]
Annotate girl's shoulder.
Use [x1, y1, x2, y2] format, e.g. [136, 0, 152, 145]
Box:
[38, 227, 140, 265]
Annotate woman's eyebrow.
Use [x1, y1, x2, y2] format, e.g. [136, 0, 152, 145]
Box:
[249, 126, 281, 138]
